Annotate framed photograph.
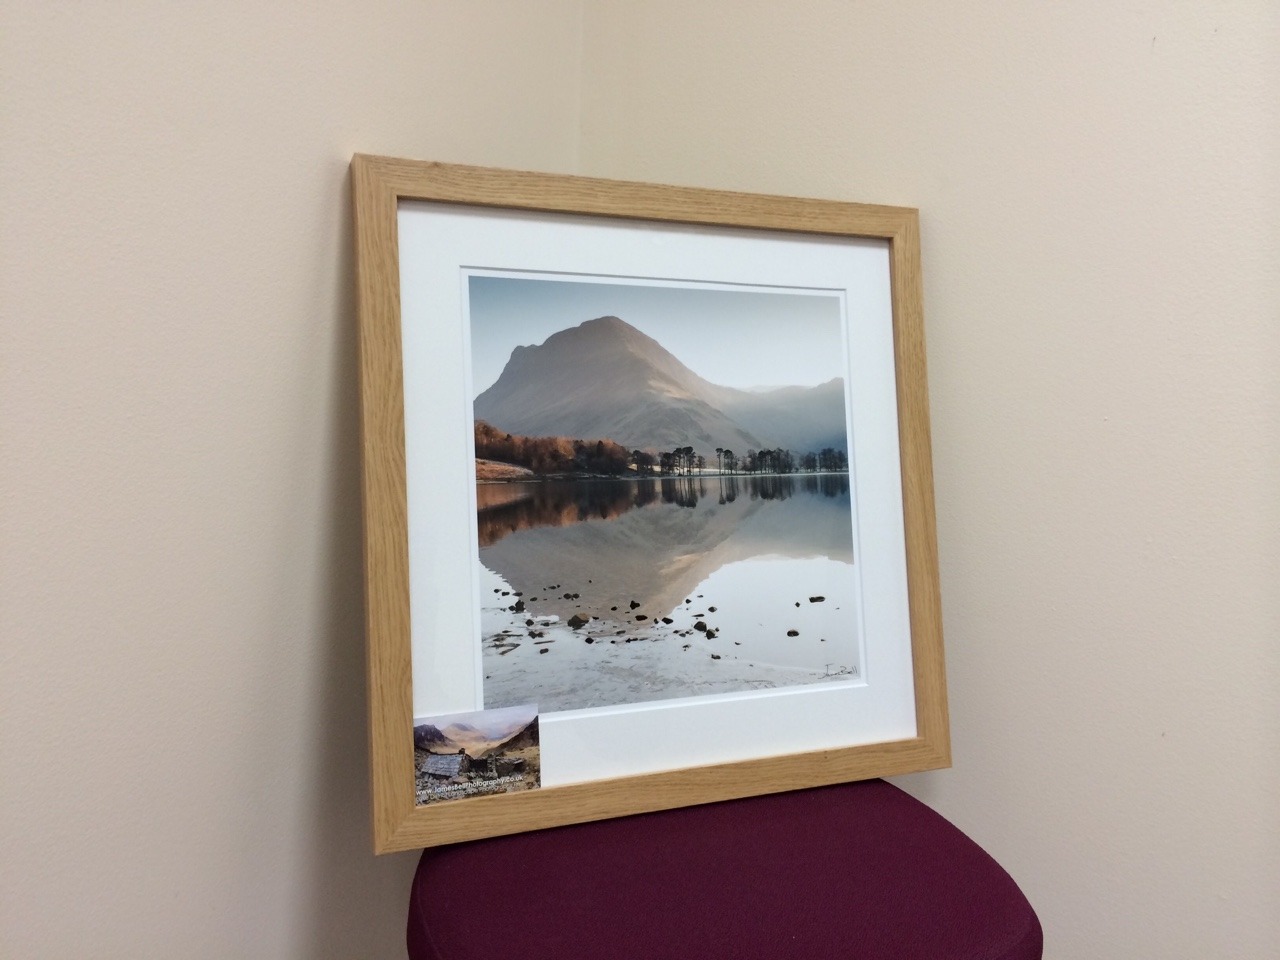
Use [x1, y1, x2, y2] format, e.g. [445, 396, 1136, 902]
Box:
[351, 155, 948, 854]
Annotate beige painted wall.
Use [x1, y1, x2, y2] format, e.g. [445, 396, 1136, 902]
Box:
[1, 3, 583, 957]
[580, 2, 1280, 958]
[3, 2, 1277, 958]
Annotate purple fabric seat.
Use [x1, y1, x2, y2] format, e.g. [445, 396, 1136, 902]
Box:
[407, 779, 1042, 960]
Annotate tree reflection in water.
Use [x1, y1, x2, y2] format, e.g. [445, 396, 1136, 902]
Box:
[476, 474, 850, 548]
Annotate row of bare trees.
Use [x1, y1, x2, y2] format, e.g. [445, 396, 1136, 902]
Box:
[644, 444, 849, 476]
[476, 421, 850, 478]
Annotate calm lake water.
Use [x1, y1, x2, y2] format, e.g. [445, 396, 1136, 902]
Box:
[477, 474, 861, 712]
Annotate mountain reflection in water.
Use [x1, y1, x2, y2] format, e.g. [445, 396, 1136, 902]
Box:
[476, 473, 860, 712]
[477, 474, 854, 630]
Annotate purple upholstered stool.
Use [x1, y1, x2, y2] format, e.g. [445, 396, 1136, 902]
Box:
[407, 779, 1042, 960]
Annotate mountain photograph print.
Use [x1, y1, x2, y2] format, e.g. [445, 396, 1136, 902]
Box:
[468, 276, 861, 714]
[413, 704, 540, 806]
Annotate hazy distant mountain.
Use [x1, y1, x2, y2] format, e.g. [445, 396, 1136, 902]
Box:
[442, 722, 480, 739]
[413, 723, 455, 752]
[474, 316, 847, 454]
[489, 717, 539, 756]
[719, 378, 848, 455]
[430, 717, 539, 759]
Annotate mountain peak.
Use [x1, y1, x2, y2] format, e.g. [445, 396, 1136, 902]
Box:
[580, 315, 627, 329]
[474, 315, 847, 454]
[548, 315, 644, 345]
[518, 315, 670, 373]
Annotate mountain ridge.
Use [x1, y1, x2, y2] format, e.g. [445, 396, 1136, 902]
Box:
[475, 316, 847, 455]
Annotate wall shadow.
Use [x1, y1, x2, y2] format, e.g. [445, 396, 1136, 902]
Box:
[298, 161, 418, 960]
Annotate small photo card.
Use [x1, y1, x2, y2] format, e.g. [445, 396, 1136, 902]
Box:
[413, 703, 540, 806]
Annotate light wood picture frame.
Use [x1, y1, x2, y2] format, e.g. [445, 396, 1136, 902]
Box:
[351, 155, 948, 854]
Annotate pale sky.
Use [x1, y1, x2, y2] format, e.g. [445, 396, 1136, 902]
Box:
[467, 274, 846, 397]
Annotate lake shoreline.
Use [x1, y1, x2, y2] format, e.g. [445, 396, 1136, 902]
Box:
[480, 563, 857, 714]
[477, 468, 853, 485]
